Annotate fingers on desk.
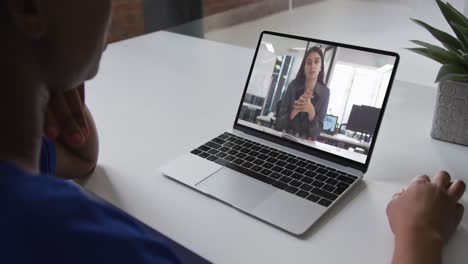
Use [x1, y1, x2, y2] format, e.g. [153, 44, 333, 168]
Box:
[448, 180, 466, 201]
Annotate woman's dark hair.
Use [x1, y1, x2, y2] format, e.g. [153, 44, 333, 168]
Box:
[294, 46, 325, 84]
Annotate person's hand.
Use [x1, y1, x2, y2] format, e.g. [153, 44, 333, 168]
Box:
[44, 83, 90, 147]
[293, 98, 306, 112]
[303, 90, 313, 100]
[302, 90, 314, 114]
[293, 91, 315, 121]
[386, 171, 466, 245]
[293, 91, 314, 112]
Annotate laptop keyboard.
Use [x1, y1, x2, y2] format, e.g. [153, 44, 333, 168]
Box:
[190, 132, 358, 207]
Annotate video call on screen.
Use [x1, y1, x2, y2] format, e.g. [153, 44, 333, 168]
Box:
[238, 33, 397, 163]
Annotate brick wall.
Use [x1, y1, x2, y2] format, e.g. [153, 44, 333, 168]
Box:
[203, 0, 320, 17]
[107, 0, 319, 42]
[203, 0, 258, 16]
[109, 0, 248, 42]
[108, 0, 144, 43]
[202, 0, 287, 32]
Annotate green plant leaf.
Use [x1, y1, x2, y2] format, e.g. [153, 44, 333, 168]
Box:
[435, 64, 467, 82]
[410, 40, 467, 66]
[410, 18, 463, 53]
[446, 2, 468, 26]
[407, 47, 448, 64]
[410, 40, 448, 52]
[407, 46, 467, 67]
[450, 23, 468, 52]
[435, 0, 468, 50]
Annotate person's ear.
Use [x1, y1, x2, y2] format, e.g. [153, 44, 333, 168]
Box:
[7, 0, 46, 39]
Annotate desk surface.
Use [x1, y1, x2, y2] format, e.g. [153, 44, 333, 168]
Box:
[83, 31, 468, 264]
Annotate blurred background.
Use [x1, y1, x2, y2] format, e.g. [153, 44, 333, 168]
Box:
[109, 0, 340, 42]
[108, 0, 468, 87]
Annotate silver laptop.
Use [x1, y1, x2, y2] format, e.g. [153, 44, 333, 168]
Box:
[160, 31, 399, 235]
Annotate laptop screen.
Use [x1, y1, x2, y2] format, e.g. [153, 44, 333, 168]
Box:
[236, 32, 398, 164]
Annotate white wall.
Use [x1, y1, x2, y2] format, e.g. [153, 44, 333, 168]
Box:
[334, 47, 396, 69]
[246, 45, 277, 98]
[245, 34, 307, 98]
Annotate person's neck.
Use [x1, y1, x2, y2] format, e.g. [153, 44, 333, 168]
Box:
[305, 77, 318, 93]
[0, 39, 49, 174]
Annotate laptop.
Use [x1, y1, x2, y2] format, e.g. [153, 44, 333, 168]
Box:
[322, 115, 339, 135]
[160, 31, 399, 235]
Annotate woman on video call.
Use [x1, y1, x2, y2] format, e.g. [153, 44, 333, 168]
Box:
[276, 46, 330, 140]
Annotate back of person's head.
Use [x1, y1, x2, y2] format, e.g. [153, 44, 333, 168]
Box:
[0, 0, 5, 21]
[5, 0, 112, 94]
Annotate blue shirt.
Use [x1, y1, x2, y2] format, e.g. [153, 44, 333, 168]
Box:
[0, 138, 180, 263]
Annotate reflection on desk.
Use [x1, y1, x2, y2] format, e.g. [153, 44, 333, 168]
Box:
[238, 120, 367, 163]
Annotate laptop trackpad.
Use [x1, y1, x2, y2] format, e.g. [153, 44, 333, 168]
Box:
[196, 167, 276, 212]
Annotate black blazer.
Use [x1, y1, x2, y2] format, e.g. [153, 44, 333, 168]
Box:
[276, 79, 330, 140]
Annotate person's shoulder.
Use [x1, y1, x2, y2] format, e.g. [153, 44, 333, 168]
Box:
[0, 167, 88, 261]
[0, 166, 180, 263]
[4, 168, 119, 226]
[287, 79, 302, 91]
[39, 136, 57, 175]
[1, 168, 96, 228]
[0, 162, 72, 208]
[289, 78, 302, 87]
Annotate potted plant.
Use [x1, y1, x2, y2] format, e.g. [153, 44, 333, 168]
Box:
[410, 0, 468, 146]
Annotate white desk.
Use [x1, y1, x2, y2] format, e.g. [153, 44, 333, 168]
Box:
[83, 31, 468, 264]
